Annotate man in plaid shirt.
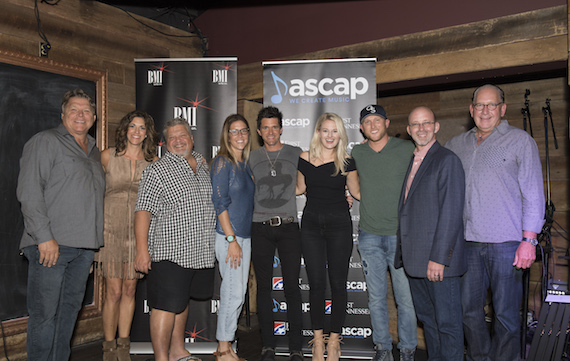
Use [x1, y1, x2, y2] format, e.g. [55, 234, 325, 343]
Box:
[135, 117, 216, 361]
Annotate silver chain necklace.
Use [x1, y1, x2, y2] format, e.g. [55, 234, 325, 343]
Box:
[264, 146, 282, 177]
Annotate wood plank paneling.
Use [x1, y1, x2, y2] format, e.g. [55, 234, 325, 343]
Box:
[0, 0, 203, 358]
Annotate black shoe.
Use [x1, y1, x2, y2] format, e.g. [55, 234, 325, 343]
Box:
[261, 347, 276, 361]
[289, 350, 303, 361]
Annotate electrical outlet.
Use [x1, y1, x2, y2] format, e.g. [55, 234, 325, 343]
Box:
[39, 42, 50, 57]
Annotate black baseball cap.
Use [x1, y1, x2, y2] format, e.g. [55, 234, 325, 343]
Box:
[360, 104, 388, 123]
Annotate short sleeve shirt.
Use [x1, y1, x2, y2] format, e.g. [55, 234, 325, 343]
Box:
[136, 150, 216, 269]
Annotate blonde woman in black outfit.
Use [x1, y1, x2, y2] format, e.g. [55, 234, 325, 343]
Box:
[296, 113, 359, 361]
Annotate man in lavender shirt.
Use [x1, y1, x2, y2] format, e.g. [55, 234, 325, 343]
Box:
[446, 84, 545, 361]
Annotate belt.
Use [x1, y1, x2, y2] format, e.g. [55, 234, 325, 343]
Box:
[258, 216, 296, 227]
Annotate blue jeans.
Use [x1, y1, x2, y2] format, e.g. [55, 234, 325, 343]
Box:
[357, 230, 417, 351]
[462, 241, 523, 361]
[409, 276, 463, 361]
[23, 245, 94, 361]
[215, 233, 251, 342]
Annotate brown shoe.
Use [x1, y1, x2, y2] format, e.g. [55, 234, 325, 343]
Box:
[116, 337, 132, 361]
[102, 339, 117, 361]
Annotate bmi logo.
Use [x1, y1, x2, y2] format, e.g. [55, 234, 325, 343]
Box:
[210, 299, 220, 314]
[212, 145, 221, 159]
[173, 107, 197, 129]
[325, 300, 332, 315]
[148, 70, 163, 86]
[274, 321, 287, 336]
[212, 70, 228, 84]
[272, 277, 284, 290]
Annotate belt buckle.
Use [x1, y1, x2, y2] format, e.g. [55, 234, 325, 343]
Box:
[269, 216, 282, 227]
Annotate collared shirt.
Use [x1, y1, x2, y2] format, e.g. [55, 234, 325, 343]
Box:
[445, 119, 545, 243]
[135, 150, 215, 269]
[404, 138, 436, 201]
[17, 124, 105, 250]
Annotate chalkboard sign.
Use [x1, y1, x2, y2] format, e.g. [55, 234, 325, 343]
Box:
[0, 50, 106, 327]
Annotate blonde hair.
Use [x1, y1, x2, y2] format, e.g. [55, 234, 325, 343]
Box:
[309, 112, 349, 176]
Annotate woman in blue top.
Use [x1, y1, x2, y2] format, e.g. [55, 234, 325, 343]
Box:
[297, 113, 360, 361]
[211, 114, 255, 361]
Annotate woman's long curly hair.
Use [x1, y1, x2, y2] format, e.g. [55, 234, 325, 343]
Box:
[114, 110, 158, 162]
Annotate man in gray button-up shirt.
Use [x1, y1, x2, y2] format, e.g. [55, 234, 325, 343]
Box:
[17, 89, 105, 361]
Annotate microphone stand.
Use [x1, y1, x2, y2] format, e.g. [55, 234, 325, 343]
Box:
[541, 102, 557, 297]
[521, 89, 533, 136]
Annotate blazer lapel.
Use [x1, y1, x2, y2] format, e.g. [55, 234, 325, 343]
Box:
[406, 141, 441, 201]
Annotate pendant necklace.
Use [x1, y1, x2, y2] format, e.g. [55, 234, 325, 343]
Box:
[264, 146, 282, 177]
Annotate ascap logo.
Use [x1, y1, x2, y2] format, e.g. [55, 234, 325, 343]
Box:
[346, 281, 367, 292]
[212, 69, 228, 84]
[148, 70, 163, 86]
[341, 327, 372, 338]
[283, 118, 310, 128]
[269, 71, 369, 105]
[273, 256, 280, 268]
[173, 107, 197, 129]
[272, 299, 287, 313]
[274, 321, 287, 335]
[272, 277, 284, 290]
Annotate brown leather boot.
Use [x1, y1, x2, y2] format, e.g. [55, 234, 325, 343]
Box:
[116, 337, 132, 361]
[102, 339, 117, 361]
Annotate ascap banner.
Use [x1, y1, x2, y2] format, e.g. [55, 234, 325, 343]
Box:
[263, 58, 376, 357]
[132, 58, 237, 349]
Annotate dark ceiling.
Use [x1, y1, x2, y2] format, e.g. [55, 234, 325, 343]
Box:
[96, 0, 350, 34]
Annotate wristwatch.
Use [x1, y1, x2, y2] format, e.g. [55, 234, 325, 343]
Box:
[522, 237, 539, 246]
[225, 235, 236, 243]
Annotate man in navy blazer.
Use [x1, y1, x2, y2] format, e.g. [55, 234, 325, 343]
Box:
[395, 106, 466, 361]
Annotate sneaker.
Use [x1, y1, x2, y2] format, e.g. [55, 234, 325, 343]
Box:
[261, 347, 276, 361]
[289, 350, 304, 361]
[373, 345, 394, 361]
[398, 348, 415, 361]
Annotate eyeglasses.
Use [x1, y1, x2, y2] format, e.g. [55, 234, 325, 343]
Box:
[228, 128, 249, 136]
[472, 102, 503, 111]
[409, 121, 435, 129]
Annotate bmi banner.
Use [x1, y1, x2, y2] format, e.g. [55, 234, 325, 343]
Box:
[135, 57, 237, 161]
[263, 58, 376, 357]
[132, 58, 237, 350]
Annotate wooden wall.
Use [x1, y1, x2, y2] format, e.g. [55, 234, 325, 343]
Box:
[237, 5, 569, 347]
[0, 0, 203, 359]
[0, 1, 567, 358]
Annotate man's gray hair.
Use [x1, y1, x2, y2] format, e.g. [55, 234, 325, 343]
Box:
[163, 117, 192, 139]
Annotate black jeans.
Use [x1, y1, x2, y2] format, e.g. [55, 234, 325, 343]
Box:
[251, 222, 303, 351]
[300, 209, 352, 334]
